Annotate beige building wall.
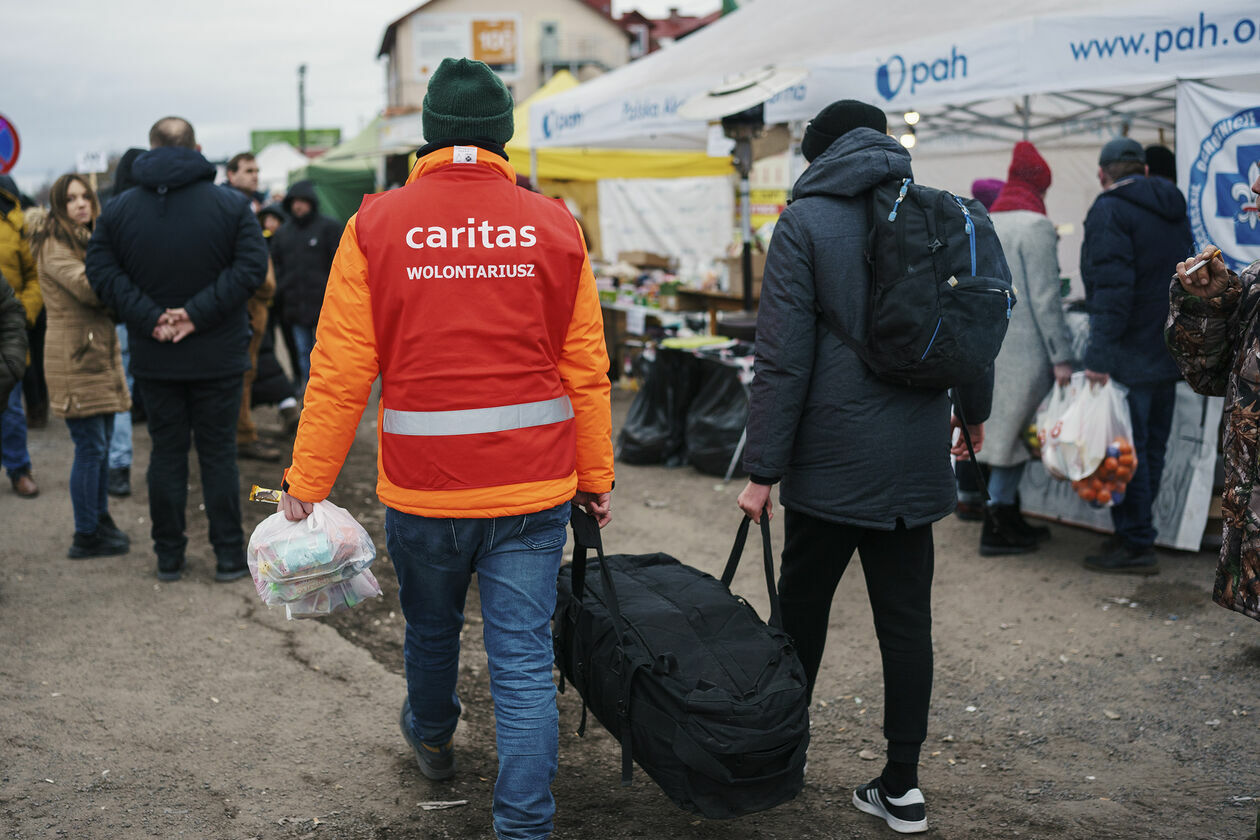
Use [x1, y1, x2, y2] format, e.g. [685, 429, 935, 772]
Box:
[385, 0, 629, 109]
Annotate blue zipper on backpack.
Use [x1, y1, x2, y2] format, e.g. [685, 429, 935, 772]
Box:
[888, 178, 911, 221]
[953, 196, 977, 276]
[920, 317, 942, 360]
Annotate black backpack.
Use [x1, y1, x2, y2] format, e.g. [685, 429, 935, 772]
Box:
[554, 509, 809, 819]
[820, 176, 1015, 392]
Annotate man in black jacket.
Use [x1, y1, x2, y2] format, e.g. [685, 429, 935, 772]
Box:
[271, 181, 342, 386]
[86, 116, 268, 582]
[1080, 138, 1192, 575]
[736, 100, 993, 836]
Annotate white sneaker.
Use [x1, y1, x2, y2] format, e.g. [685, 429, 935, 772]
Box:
[852, 778, 928, 834]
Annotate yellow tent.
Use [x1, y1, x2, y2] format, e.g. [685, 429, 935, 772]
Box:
[506, 71, 732, 181]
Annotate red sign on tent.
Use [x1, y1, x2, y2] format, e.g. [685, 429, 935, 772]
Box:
[0, 114, 20, 175]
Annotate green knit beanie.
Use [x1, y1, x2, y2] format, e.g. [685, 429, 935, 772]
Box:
[422, 58, 515, 146]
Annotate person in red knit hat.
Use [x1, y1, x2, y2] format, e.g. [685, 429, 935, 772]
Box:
[976, 141, 1076, 556]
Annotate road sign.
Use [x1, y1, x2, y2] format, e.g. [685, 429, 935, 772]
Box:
[0, 114, 19, 174]
[76, 150, 109, 174]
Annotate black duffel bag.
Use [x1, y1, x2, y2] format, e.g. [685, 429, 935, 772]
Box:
[553, 508, 809, 819]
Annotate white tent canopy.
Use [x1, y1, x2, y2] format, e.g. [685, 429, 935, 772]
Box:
[254, 141, 311, 198]
[530, 0, 1260, 150]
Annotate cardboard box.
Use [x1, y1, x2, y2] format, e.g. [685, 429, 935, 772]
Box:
[618, 250, 673, 270]
[722, 252, 766, 298]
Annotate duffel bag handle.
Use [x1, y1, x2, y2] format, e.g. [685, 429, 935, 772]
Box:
[720, 515, 783, 630]
[568, 503, 636, 786]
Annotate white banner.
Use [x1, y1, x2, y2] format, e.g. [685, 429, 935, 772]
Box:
[772, 4, 1260, 121]
[597, 176, 734, 280]
[533, 0, 1260, 150]
[1176, 80, 1260, 275]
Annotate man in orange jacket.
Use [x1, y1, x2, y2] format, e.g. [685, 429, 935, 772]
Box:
[278, 58, 613, 840]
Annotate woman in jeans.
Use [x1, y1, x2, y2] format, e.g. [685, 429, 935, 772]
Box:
[31, 174, 131, 558]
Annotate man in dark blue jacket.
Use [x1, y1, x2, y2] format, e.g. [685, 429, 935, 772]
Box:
[271, 180, 342, 386]
[86, 116, 268, 582]
[737, 100, 993, 835]
[1080, 138, 1192, 575]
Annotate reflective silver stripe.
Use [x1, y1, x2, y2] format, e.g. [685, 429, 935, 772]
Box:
[382, 395, 574, 437]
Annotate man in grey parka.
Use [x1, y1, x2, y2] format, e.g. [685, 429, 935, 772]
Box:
[736, 100, 993, 835]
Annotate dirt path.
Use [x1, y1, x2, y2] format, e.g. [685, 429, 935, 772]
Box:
[2, 390, 1256, 839]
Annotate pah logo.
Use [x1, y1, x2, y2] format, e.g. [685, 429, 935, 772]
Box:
[541, 109, 582, 140]
[1188, 106, 1260, 272]
[875, 47, 967, 102]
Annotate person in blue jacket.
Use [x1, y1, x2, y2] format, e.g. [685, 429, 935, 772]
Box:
[1080, 137, 1192, 575]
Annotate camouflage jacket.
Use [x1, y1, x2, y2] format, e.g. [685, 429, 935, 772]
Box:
[1165, 260, 1260, 622]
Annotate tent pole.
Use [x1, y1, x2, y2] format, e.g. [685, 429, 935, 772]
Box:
[1021, 94, 1030, 141]
[734, 132, 754, 312]
[530, 146, 539, 185]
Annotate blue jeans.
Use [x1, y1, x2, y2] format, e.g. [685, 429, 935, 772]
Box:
[986, 463, 1026, 507]
[66, 414, 115, 534]
[1112, 381, 1175, 550]
[386, 502, 569, 840]
[2, 382, 31, 477]
[108, 324, 133, 470]
[292, 324, 315, 382]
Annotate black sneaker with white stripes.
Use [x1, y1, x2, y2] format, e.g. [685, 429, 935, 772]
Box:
[852, 778, 928, 833]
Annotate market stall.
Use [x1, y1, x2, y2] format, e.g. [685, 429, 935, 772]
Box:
[529, 0, 1260, 547]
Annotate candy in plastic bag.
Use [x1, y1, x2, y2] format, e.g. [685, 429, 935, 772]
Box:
[247, 500, 376, 606]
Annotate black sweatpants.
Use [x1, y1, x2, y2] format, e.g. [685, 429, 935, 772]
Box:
[778, 508, 934, 764]
[137, 375, 244, 570]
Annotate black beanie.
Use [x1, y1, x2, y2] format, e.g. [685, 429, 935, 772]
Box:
[1145, 145, 1176, 180]
[801, 100, 888, 162]
[422, 58, 515, 147]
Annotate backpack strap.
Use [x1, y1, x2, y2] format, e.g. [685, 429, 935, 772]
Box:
[951, 397, 989, 503]
[569, 504, 636, 786]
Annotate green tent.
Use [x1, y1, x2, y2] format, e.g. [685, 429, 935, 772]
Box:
[287, 118, 381, 224]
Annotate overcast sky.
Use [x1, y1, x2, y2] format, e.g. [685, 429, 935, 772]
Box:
[5, 0, 721, 194]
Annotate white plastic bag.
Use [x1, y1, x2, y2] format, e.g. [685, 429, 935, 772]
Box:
[247, 501, 377, 607]
[1040, 375, 1137, 506]
[1036, 376, 1082, 480]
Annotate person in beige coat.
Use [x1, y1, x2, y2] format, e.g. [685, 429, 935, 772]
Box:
[32, 174, 131, 558]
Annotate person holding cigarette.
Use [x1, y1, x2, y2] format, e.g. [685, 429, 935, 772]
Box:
[1166, 224, 1260, 625]
[1078, 137, 1192, 574]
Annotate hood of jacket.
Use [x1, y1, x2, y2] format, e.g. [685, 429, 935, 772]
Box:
[283, 180, 320, 224]
[108, 148, 146, 200]
[791, 128, 913, 202]
[1098, 174, 1187, 222]
[132, 147, 216, 193]
[0, 175, 20, 218]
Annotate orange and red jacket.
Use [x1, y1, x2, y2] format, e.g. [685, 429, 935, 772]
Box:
[284, 146, 613, 518]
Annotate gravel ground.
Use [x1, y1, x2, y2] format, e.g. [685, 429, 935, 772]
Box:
[2, 388, 1256, 839]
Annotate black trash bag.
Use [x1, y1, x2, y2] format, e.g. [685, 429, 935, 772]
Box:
[685, 361, 749, 477]
[617, 353, 670, 465]
[660, 349, 704, 467]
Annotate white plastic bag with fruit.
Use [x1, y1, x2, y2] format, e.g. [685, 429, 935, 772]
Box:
[1036, 376, 1082, 480]
[1043, 375, 1137, 507]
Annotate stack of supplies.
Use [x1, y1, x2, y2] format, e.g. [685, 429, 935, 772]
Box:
[247, 500, 381, 619]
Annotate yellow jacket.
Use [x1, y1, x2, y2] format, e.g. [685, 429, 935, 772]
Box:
[0, 188, 40, 325]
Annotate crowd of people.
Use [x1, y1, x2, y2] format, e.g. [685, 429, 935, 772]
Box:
[2, 56, 1256, 839]
[0, 121, 340, 574]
